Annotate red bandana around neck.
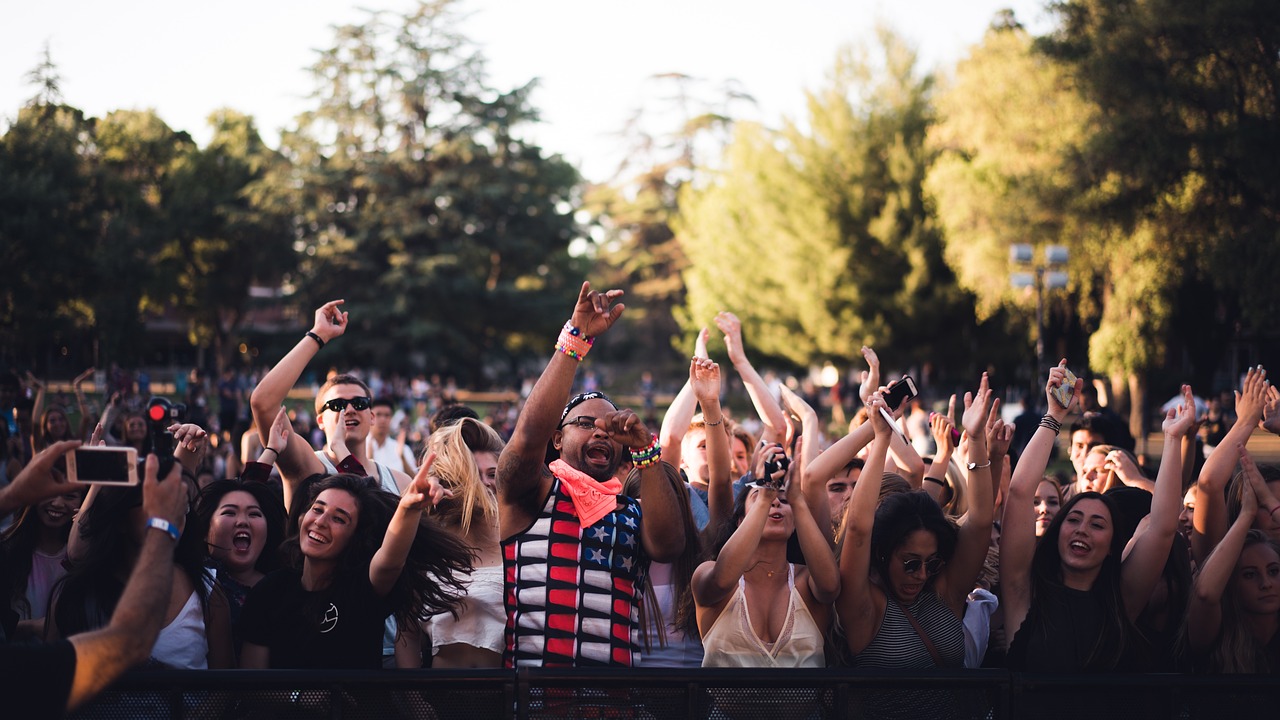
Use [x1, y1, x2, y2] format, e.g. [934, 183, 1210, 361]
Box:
[549, 458, 623, 527]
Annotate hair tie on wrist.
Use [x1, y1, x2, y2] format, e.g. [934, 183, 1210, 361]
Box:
[1039, 414, 1063, 435]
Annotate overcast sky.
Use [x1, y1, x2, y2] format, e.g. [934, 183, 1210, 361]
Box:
[2, 0, 1052, 182]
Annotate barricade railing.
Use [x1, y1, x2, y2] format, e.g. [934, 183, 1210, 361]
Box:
[68, 668, 1279, 720]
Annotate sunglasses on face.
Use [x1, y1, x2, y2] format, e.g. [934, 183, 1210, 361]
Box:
[902, 556, 946, 576]
[321, 396, 371, 413]
[559, 415, 599, 431]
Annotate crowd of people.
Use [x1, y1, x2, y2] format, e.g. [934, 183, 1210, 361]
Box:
[1, 281, 1279, 716]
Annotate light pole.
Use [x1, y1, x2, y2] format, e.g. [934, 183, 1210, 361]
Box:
[1010, 244, 1069, 374]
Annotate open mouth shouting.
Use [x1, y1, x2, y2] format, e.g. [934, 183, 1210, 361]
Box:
[582, 441, 615, 469]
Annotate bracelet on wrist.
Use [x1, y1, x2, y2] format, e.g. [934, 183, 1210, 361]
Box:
[555, 322, 595, 361]
[305, 331, 326, 349]
[261, 447, 279, 459]
[146, 517, 181, 543]
[1039, 414, 1063, 435]
[924, 476, 946, 487]
[704, 417, 724, 427]
[630, 434, 661, 468]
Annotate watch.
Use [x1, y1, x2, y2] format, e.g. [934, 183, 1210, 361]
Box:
[967, 460, 992, 471]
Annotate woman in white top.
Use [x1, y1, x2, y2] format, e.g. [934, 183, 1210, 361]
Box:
[420, 417, 506, 667]
[692, 441, 839, 667]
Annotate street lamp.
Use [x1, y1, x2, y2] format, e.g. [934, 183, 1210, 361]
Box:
[1010, 244, 1069, 373]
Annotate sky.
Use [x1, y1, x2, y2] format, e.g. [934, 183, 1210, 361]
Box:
[1, 0, 1052, 183]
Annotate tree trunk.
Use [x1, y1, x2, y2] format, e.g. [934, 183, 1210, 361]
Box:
[1108, 372, 1129, 418]
[1127, 372, 1147, 459]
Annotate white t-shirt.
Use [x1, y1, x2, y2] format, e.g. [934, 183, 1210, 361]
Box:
[367, 435, 417, 476]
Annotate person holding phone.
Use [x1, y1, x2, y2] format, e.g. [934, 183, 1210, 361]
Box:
[1, 444, 189, 715]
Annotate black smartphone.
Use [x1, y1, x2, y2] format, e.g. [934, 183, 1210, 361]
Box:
[881, 376, 919, 412]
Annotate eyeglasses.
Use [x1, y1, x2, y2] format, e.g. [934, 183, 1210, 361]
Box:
[321, 396, 371, 413]
[559, 416, 598, 431]
[901, 556, 946, 576]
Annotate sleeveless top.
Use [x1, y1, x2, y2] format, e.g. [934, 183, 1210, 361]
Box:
[853, 590, 965, 669]
[315, 451, 400, 658]
[150, 590, 208, 669]
[701, 565, 824, 668]
[426, 563, 506, 655]
[502, 477, 646, 667]
[314, 451, 399, 495]
[641, 561, 704, 668]
[1006, 583, 1110, 672]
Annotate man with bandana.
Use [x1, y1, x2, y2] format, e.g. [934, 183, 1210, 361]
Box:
[497, 282, 686, 667]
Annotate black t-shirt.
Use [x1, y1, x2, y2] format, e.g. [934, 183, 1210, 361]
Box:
[239, 568, 391, 669]
[1, 639, 76, 717]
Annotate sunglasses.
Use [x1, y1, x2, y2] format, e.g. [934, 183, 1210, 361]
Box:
[321, 396, 372, 413]
[901, 556, 946, 576]
[559, 415, 599, 431]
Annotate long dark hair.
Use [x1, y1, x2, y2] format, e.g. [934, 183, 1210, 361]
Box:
[0, 488, 83, 617]
[869, 490, 958, 599]
[624, 462, 701, 645]
[1029, 490, 1133, 670]
[51, 485, 209, 637]
[189, 479, 287, 577]
[285, 474, 473, 627]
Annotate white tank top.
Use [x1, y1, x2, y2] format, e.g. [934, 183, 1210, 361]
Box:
[150, 590, 208, 669]
[700, 565, 824, 668]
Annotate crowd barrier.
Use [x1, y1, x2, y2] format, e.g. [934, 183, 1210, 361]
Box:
[66, 667, 1280, 719]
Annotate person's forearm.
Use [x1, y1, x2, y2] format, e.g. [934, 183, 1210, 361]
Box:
[250, 338, 318, 437]
[658, 381, 696, 467]
[707, 505, 768, 588]
[370, 506, 424, 594]
[888, 430, 924, 487]
[736, 362, 786, 444]
[808, 422, 874, 485]
[639, 460, 685, 562]
[503, 352, 578, 473]
[702, 400, 733, 530]
[792, 495, 839, 600]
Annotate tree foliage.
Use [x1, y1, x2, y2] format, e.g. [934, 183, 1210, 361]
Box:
[677, 30, 979, 372]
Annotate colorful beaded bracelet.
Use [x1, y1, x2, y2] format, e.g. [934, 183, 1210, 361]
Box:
[630, 434, 661, 468]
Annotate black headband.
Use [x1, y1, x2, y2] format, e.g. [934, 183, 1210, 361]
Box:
[559, 391, 618, 424]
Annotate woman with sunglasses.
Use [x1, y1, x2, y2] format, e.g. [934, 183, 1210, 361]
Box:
[836, 377, 996, 671]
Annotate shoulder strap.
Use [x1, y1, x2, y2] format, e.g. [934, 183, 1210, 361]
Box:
[895, 597, 944, 667]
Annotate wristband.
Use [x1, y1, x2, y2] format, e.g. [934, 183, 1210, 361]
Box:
[630, 434, 661, 469]
[555, 322, 595, 361]
[146, 517, 181, 543]
[305, 331, 326, 349]
[924, 476, 946, 487]
[1039, 414, 1063, 434]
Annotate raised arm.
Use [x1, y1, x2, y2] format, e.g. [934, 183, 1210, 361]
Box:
[73, 367, 95, 432]
[924, 411, 956, 503]
[1193, 367, 1268, 563]
[692, 483, 777, 629]
[835, 394, 893, 654]
[658, 328, 710, 468]
[496, 282, 624, 536]
[715, 312, 787, 444]
[1186, 448, 1260, 652]
[1000, 361, 1081, 648]
[789, 440, 839, 604]
[370, 454, 449, 596]
[249, 301, 348, 485]
[608, 410, 686, 563]
[938, 374, 995, 613]
[692, 357, 733, 533]
[1262, 384, 1280, 436]
[779, 384, 824, 532]
[1120, 384, 1196, 621]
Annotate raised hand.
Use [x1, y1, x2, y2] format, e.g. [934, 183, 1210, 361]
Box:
[569, 281, 625, 338]
[1046, 360, 1083, 419]
[714, 311, 747, 366]
[401, 452, 451, 511]
[1234, 366, 1268, 425]
[930, 412, 955, 457]
[1105, 449, 1143, 486]
[267, 407, 292, 453]
[1262, 384, 1280, 435]
[694, 327, 711, 360]
[858, 346, 881, 405]
[169, 423, 208, 455]
[987, 409, 1014, 460]
[311, 300, 349, 344]
[73, 367, 95, 386]
[689, 357, 722, 404]
[961, 373, 996, 440]
[1162, 384, 1197, 438]
[325, 408, 350, 460]
[600, 409, 652, 451]
[866, 393, 891, 437]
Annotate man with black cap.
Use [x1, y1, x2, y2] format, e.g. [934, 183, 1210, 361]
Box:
[497, 281, 685, 667]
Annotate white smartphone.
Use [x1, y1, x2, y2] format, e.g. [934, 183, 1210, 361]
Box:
[66, 446, 139, 486]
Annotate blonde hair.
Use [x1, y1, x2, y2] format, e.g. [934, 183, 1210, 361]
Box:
[425, 418, 504, 535]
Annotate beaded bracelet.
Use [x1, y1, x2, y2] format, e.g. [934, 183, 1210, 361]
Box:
[630, 434, 661, 468]
[555, 322, 595, 361]
[1039, 414, 1063, 434]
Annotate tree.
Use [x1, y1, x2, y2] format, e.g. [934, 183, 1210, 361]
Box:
[279, 0, 584, 383]
[677, 30, 982, 377]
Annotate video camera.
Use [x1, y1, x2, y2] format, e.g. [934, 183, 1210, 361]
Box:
[143, 396, 186, 479]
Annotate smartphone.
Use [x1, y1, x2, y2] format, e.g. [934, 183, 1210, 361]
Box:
[66, 446, 139, 486]
[882, 376, 919, 412]
[1051, 367, 1078, 408]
